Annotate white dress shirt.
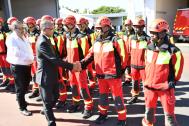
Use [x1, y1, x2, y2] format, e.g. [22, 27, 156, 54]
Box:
[6, 31, 34, 65]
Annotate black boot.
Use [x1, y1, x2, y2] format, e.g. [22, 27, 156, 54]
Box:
[67, 104, 82, 113]
[0, 79, 10, 87]
[82, 109, 93, 119]
[8, 85, 15, 92]
[28, 89, 39, 98]
[4, 84, 15, 92]
[127, 96, 138, 104]
[95, 114, 108, 124]
[117, 120, 127, 126]
[55, 101, 67, 109]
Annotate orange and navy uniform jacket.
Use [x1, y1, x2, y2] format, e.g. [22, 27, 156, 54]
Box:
[129, 31, 150, 69]
[53, 30, 67, 59]
[86, 28, 96, 46]
[119, 29, 135, 65]
[27, 29, 40, 56]
[66, 28, 90, 63]
[0, 30, 7, 54]
[81, 32, 128, 79]
[144, 37, 184, 90]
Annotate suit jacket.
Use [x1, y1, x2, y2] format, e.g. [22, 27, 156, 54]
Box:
[36, 34, 73, 86]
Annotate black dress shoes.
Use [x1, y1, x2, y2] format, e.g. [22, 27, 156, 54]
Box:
[20, 109, 32, 116]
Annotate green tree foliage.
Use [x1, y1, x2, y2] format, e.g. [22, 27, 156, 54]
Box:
[91, 6, 125, 14]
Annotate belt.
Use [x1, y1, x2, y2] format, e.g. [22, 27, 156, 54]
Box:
[144, 86, 162, 91]
[96, 74, 118, 79]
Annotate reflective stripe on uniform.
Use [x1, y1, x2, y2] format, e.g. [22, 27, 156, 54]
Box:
[28, 36, 36, 43]
[103, 42, 114, 52]
[117, 39, 126, 62]
[0, 34, 4, 40]
[80, 37, 87, 55]
[117, 109, 126, 114]
[66, 39, 78, 48]
[93, 42, 101, 52]
[98, 105, 107, 111]
[156, 51, 171, 64]
[131, 40, 147, 49]
[146, 50, 171, 64]
[94, 42, 114, 53]
[59, 92, 67, 95]
[72, 97, 80, 102]
[84, 100, 93, 105]
[175, 51, 182, 77]
[139, 41, 148, 49]
[90, 33, 96, 45]
[146, 50, 154, 63]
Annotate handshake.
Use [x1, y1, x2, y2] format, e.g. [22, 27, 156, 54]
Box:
[72, 61, 82, 72]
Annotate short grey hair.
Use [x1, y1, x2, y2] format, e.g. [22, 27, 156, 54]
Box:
[12, 20, 23, 30]
[40, 20, 54, 31]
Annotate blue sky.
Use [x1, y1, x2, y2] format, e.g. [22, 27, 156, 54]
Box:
[59, 0, 144, 12]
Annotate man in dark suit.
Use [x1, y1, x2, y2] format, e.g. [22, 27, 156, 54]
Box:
[36, 19, 81, 126]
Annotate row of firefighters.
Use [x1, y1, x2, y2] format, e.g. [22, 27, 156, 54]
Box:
[0, 15, 184, 126]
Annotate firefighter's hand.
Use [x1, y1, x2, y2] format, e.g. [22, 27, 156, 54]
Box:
[168, 81, 176, 89]
[72, 61, 82, 72]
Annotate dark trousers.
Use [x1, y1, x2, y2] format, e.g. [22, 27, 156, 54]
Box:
[10, 64, 31, 111]
[39, 82, 59, 126]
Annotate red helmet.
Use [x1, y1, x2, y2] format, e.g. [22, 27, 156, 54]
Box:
[85, 19, 89, 25]
[7, 17, 18, 25]
[55, 18, 63, 25]
[53, 18, 56, 23]
[149, 18, 169, 32]
[23, 16, 36, 25]
[41, 15, 53, 22]
[76, 17, 86, 25]
[36, 19, 41, 26]
[133, 18, 145, 26]
[0, 17, 4, 24]
[95, 16, 111, 28]
[63, 15, 76, 25]
[125, 19, 133, 25]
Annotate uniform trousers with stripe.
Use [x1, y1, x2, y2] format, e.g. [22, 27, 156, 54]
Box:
[69, 70, 93, 110]
[130, 67, 145, 96]
[98, 78, 126, 120]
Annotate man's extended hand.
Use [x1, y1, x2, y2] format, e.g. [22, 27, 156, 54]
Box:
[72, 61, 82, 72]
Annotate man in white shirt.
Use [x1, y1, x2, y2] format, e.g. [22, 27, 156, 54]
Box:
[6, 20, 34, 116]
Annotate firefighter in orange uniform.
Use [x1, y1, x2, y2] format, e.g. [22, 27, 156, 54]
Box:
[142, 18, 184, 126]
[53, 17, 68, 109]
[23, 16, 40, 99]
[80, 16, 128, 126]
[0, 17, 17, 92]
[0, 17, 9, 87]
[36, 19, 41, 31]
[120, 19, 135, 85]
[76, 17, 96, 94]
[127, 18, 150, 104]
[63, 15, 93, 119]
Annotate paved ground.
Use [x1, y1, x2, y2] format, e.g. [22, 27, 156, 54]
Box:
[0, 43, 189, 126]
